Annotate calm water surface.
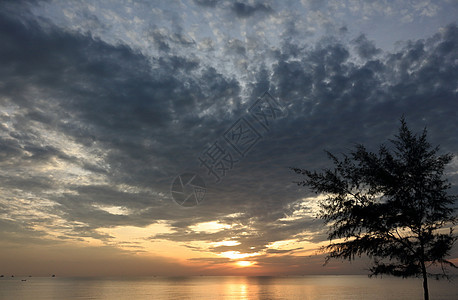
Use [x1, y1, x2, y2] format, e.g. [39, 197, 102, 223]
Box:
[1, 275, 457, 299]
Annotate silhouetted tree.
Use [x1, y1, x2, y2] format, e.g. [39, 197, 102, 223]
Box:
[292, 119, 457, 300]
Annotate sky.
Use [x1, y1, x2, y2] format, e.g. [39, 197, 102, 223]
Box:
[0, 0, 457, 277]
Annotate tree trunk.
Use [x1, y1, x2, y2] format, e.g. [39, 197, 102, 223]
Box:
[421, 260, 429, 300]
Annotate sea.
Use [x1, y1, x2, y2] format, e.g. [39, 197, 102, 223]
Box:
[1, 275, 457, 299]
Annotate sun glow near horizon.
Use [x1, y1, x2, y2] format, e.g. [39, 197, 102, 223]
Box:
[236, 261, 256, 267]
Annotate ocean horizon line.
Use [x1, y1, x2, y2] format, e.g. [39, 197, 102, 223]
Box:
[2, 274, 457, 278]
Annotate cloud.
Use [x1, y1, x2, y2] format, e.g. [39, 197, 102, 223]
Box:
[231, 1, 273, 18]
[0, 0, 456, 274]
[352, 34, 382, 59]
[193, 0, 220, 8]
[148, 28, 196, 52]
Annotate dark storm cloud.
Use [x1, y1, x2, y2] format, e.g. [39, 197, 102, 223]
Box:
[148, 29, 171, 51]
[0, 175, 53, 192]
[231, 1, 273, 18]
[0, 0, 456, 260]
[148, 28, 196, 52]
[0, 136, 22, 162]
[193, 0, 220, 8]
[177, 22, 456, 254]
[352, 34, 382, 59]
[225, 39, 246, 56]
[0, 0, 48, 18]
[0, 8, 238, 178]
[270, 24, 457, 152]
[0, 5, 243, 243]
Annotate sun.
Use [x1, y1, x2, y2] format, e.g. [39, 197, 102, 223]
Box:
[236, 261, 254, 267]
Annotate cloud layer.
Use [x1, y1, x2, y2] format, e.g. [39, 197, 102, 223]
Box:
[0, 0, 457, 275]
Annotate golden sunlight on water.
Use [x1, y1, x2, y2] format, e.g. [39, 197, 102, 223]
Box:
[1, 275, 457, 299]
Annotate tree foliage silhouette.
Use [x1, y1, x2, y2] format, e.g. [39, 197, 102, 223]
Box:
[292, 119, 457, 300]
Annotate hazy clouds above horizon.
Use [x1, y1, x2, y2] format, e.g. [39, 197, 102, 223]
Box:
[0, 0, 457, 275]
